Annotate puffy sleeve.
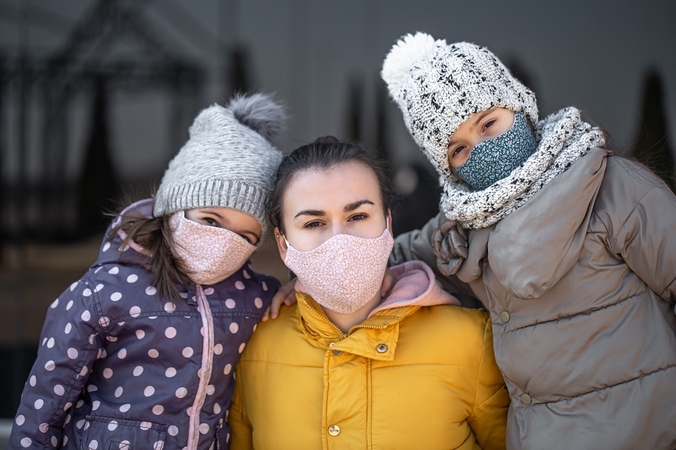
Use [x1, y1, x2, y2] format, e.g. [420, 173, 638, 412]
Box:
[8, 278, 106, 448]
[227, 366, 254, 450]
[390, 212, 478, 304]
[610, 183, 676, 305]
[467, 315, 509, 450]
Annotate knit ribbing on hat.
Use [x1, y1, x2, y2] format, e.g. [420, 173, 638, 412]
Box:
[381, 33, 538, 181]
[440, 107, 606, 229]
[153, 93, 286, 236]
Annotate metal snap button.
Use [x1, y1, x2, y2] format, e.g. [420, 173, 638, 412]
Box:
[328, 424, 341, 436]
[332, 349, 342, 355]
[500, 311, 510, 323]
[521, 393, 532, 405]
[376, 344, 388, 353]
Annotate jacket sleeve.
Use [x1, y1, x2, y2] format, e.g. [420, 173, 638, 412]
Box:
[610, 183, 676, 305]
[468, 315, 509, 450]
[227, 366, 253, 450]
[390, 212, 478, 301]
[8, 278, 106, 449]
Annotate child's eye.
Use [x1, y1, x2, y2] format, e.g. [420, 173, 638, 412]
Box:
[239, 234, 253, 244]
[203, 217, 220, 227]
[483, 119, 497, 132]
[451, 145, 466, 158]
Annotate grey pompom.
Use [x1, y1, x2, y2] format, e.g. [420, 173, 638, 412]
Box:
[226, 92, 287, 140]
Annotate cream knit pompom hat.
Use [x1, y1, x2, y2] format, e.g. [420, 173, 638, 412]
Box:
[382, 32, 538, 180]
[153, 93, 286, 235]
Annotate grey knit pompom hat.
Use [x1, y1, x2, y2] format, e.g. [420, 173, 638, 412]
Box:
[381, 32, 538, 180]
[153, 92, 286, 235]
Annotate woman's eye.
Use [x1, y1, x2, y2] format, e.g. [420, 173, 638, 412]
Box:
[348, 213, 368, 222]
[304, 221, 323, 229]
[239, 234, 252, 244]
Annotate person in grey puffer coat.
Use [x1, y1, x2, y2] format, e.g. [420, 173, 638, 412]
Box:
[8, 93, 285, 450]
[382, 32, 676, 450]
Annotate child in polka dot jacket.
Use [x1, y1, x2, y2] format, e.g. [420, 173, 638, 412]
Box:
[9, 93, 285, 450]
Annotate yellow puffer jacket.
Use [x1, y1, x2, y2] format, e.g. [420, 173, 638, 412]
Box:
[228, 261, 509, 449]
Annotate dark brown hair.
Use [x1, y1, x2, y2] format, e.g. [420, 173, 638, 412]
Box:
[268, 136, 396, 233]
[113, 214, 190, 303]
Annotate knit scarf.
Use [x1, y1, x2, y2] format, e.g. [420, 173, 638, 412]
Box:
[439, 107, 606, 229]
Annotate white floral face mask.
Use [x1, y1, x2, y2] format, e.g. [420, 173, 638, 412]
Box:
[282, 223, 394, 314]
[170, 211, 257, 286]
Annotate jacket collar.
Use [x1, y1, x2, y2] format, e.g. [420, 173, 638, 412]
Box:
[296, 261, 458, 361]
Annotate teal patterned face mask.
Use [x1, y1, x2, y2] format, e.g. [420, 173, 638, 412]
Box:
[454, 112, 537, 191]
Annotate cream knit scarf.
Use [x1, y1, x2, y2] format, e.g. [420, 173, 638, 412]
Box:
[439, 107, 607, 229]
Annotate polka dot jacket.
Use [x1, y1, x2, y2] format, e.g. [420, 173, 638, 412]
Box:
[8, 199, 279, 450]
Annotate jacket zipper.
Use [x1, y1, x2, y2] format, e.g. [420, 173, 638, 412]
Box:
[302, 300, 392, 335]
[187, 285, 215, 449]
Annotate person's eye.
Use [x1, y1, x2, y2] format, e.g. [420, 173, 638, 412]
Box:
[451, 145, 466, 158]
[203, 217, 220, 227]
[483, 118, 497, 132]
[348, 213, 368, 222]
[239, 234, 253, 244]
[303, 220, 323, 229]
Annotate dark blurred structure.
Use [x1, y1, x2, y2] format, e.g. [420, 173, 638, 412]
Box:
[0, 0, 205, 418]
[631, 70, 675, 192]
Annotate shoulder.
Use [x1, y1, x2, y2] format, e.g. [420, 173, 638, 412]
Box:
[239, 303, 303, 361]
[402, 305, 491, 354]
[594, 154, 675, 230]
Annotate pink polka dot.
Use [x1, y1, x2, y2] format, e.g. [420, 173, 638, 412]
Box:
[110, 292, 122, 301]
[146, 286, 157, 296]
[225, 299, 236, 309]
[148, 349, 159, 358]
[15, 415, 25, 425]
[165, 367, 177, 377]
[50, 299, 59, 309]
[136, 329, 145, 339]
[102, 242, 111, 252]
[168, 425, 179, 436]
[34, 399, 44, 409]
[39, 422, 48, 433]
[199, 423, 209, 434]
[99, 317, 110, 327]
[133, 366, 144, 376]
[130, 306, 141, 318]
[238, 343, 246, 353]
[165, 327, 177, 339]
[214, 403, 221, 414]
[164, 302, 176, 313]
[67, 348, 78, 359]
[108, 420, 118, 431]
[66, 300, 74, 310]
[83, 289, 92, 297]
[235, 281, 245, 290]
[182, 347, 194, 358]
[254, 298, 263, 309]
[114, 387, 123, 398]
[243, 270, 251, 279]
[262, 281, 268, 291]
[140, 421, 152, 431]
[108, 267, 119, 275]
[144, 386, 155, 397]
[117, 348, 127, 359]
[54, 385, 65, 396]
[20, 437, 32, 447]
[94, 284, 104, 293]
[152, 405, 164, 415]
[120, 404, 131, 413]
[103, 368, 113, 379]
[47, 338, 55, 348]
[213, 344, 223, 355]
[204, 287, 215, 295]
[127, 274, 138, 283]
[175, 387, 187, 398]
[223, 364, 232, 375]
[81, 310, 91, 321]
[45, 361, 55, 371]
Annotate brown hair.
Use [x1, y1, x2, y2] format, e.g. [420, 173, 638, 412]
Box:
[113, 214, 190, 303]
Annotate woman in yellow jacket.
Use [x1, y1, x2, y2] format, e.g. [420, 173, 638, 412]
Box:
[227, 137, 508, 449]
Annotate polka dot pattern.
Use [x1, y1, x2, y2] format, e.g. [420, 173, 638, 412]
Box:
[9, 217, 279, 450]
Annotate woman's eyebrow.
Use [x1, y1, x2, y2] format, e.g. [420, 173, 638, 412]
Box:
[293, 209, 325, 219]
[344, 200, 374, 212]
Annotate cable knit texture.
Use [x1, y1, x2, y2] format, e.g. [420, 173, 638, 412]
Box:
[153, 93, 286, 235]
[382, 33, 538, 181]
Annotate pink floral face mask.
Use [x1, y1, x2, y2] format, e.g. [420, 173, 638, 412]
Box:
[170, 211, 257, 286]
[283, 223, 394, 314]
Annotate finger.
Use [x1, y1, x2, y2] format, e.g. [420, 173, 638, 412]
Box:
[261, 305, 272, 322]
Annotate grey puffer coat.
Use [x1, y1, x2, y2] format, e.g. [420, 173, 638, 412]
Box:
[8, 199, 279, 450]
[390, 149, 676, 450]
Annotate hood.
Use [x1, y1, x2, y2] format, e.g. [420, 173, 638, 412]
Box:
[368, 261, 460, 317]
[93, 198, 155, 268]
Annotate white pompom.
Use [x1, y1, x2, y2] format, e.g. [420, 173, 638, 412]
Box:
[381, 32, 440, 97]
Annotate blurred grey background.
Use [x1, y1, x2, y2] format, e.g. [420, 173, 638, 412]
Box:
[0, 0, 674, 428]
